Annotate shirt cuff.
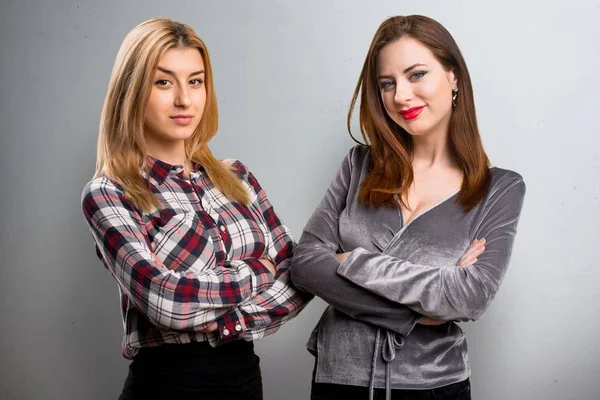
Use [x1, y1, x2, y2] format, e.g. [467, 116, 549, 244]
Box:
[398, 312, 421, 337]
[338, 247, 421, 337]
[336, 247, 370, 278]
[215, 307, 248, 345]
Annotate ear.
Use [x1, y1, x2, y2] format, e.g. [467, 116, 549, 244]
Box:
[446, 69, 457, 87]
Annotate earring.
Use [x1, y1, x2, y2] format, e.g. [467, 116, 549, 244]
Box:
[452, 87, 458, 108]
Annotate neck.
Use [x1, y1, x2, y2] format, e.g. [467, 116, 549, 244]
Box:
[411, 128, 455, 170]
[146, 138, 189, 169]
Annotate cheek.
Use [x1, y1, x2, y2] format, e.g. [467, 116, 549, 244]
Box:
[420, 80, 451, 108]
[381, 92, 396, 116]
[145, 93, 169, 118]
[192, 89, 207, 108]
[419, 82, 441, 101]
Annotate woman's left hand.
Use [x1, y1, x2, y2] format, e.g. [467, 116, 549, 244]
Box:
[199, 322, 218, 332]
[457, 238, 486, 267]
[335, 252, 351, 263]
[418, 316, 447, 325]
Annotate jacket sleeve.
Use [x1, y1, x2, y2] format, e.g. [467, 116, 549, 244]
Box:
[337, 177, 526, 321]
[291, 148, 421, 336]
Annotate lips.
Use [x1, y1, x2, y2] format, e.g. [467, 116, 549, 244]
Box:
[399, 106, 425, 120]
[170, 115, 194, 125]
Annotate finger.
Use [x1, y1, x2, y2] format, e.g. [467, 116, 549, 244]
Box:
[460, 244, 482, 263]
[458, 240, 485, 266]
[199, 322, 218, 332]
[335, 252, 350, 263]
[467, 242, 486, 257]
[457, 253, 472, 267]
[471, 238, 486, 249]
[458, 253, 479, 267]
[473, 243, 486, 257]
[473, 238, 486, 248]
[459, 257, 477, 267]
[419, 316, 447, 325]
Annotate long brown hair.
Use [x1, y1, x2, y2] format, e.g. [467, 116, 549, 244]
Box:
[95, 18, 249, 212]
[348, 15, 491, 211]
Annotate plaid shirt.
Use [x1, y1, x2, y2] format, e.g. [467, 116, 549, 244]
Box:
[82, 156, 311, 359]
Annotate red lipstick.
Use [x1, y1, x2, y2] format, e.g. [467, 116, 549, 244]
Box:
[399, 106, 425, 120]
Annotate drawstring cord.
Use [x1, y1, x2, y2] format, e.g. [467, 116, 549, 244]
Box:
[369, 328, 405, 400]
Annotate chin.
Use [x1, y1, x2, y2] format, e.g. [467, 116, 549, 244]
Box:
[397, 122, 431, 137]
[172, 128, 197, 140]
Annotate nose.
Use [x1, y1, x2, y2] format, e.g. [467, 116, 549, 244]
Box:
[393, 82, 412, 106]
[174, 85, 191, 108]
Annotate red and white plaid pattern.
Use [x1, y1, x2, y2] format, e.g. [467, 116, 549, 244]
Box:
[82, 156, 310, 359]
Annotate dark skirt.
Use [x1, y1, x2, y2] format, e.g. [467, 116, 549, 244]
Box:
[118, 340, 262, 400]
[311, 379, 470, 400]
[311, 358, 470, 400]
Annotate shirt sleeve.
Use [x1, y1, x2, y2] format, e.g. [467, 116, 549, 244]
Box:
[214, 165, 312, 343]
[290, 148, 421, 336]
[81, 177, 275, 336]
[337, 177, 526, 321]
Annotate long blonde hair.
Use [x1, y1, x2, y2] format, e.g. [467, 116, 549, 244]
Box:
[95, 18, 249, 211]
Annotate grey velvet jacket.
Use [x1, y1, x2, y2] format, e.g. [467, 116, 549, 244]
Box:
[290, 145, 526, 399]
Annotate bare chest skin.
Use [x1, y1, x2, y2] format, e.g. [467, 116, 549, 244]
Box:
[400, 167, 463, 225]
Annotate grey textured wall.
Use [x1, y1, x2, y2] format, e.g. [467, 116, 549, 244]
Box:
[1, 1, 599, 399]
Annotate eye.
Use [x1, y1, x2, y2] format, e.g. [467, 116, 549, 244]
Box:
[379, 80, 395, 91]
[409, 71, 427, 80]
[155, 79, 170, 87]
[189, 78, 204, 86]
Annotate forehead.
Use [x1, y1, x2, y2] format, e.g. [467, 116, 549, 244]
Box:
[376, 37, 439, 73]
[156, 47, 204, 71]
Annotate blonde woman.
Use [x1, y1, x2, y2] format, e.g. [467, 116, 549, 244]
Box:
[81, 18, 309, 400]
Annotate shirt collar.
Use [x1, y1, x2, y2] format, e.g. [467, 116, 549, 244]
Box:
[143, 155, 203, 184]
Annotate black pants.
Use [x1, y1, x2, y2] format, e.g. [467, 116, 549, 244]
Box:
[118, 340, 262, 400]
[311, 361, 470, 400]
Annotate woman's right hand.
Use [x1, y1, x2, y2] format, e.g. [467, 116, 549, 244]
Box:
[418, 238, 487, 325]
[259, 258, 276, 276]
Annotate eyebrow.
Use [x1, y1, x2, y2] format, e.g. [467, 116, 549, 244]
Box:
[156, 67, 205, 77]
[403, 63, 427, 73]
[377, 63, 428, 80]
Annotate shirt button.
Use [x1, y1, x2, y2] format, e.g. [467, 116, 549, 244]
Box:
[235, 323, 242, 332]
[220, 225, 226, 232]
[222, 328, 230, 337]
